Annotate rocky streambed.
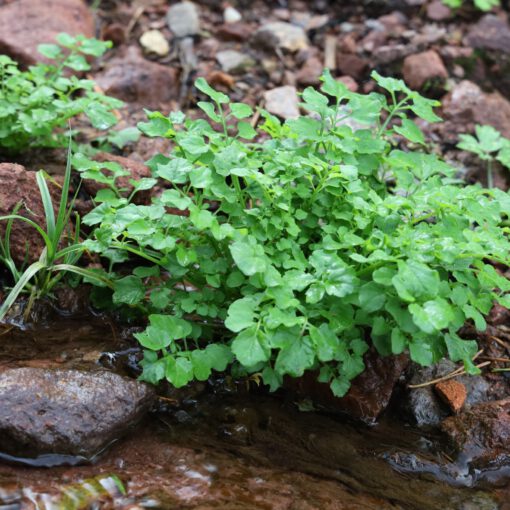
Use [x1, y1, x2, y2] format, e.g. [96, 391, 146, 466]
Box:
[0, 313, 509, 510]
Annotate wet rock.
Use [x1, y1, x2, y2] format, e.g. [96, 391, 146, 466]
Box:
[139, 30, 170, 57]
[264, 86, 300, 120]
[402, 50, 448, 90]
[94, 47, 178, 108]
[167, 1, 200, 38]
[223, 5, 242, 24]
[406, 360, 490, 427]
[442, 80, 510, 139]
[336, 53, 367, 80]
[216, 22, 252, 42]
[466, 14, 510, 54]
[287, 351, 409, 424]
[427, 0, 452, 21]
[82, 153, 153, 205]
[252, 22, 309, 52]
[0, 368, 154, 458]
[0, 0, 94, 66]
[296, 57, 323, 86]
[0, 163, 62, 265]
[441, 399, 510, 465]
[216, 50, 255, 74]
[435, 380, 467, 413]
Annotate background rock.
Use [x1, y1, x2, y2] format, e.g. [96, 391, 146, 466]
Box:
[0, 0, 94, 66]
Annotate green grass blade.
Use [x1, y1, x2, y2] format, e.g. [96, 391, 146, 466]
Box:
[0, 214, 53, 250]
[0, 261, 46, 321]
[36, 171, 56, 246]
[55, 140, 73, 239]
[52, 264, 114, 288]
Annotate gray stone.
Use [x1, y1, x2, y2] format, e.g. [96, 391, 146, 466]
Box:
[252, 22, 309, 52]
[264, 86, 300, 119]
[406, 360, 490, 427]
[0, 368, 155, 458]
[216, 50, 255, 74]
[167, 1, 200, 38]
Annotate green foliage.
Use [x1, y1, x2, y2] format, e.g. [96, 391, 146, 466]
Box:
[0, 33, 122, 152]
[442, 0, 499, 10]
[457, 124, 510, 188]
[79, 70, 510, 395]
[0, 144, 112, 322]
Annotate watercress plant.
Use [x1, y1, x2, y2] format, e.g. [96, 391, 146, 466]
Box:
[79, 71, 510, 395]
[0, 33, 122, 152]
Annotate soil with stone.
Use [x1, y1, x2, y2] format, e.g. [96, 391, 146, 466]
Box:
[1, 0, 510, 508]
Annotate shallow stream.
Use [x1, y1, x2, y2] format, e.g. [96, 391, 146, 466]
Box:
[0, 316, 509, 510]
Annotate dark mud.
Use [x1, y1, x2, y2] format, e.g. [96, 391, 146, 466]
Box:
[0, 318, 509, 510]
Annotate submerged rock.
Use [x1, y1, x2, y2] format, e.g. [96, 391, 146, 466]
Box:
[0, 368, 154, 459]
[0, 0, 94, 66]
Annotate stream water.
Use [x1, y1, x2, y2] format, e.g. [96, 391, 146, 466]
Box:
[0, 314, 509, 510]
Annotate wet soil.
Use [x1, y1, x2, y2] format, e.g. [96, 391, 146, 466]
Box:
[0, 318, 509, 510]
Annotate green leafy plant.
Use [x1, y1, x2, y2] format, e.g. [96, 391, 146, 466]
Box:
[0, 144, 112, 321]
[0, 33, 122, 152]
[442, 0, 500, 10]
[457, 124, 510, 188]
[79, 71, 510, 396]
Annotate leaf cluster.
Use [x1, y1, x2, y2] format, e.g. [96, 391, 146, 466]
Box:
[0, 33, 121, 152]
[78, 71, 510, 395]
[442, 0, 499, 10]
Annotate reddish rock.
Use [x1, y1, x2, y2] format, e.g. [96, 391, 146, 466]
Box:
[427, 0, 452, 21]
[466, 14, 510, 54]
[296, 57, 323, 86]
[207, 70, 235, 89]
[0, 0, 94, 66]
[336, 53, 367, 80]
[434, 379, 467, 413]
[441, 399, 510, 466]
[287, 351, 409, 424]
[82, 153, 153, 204]
[0, 163, 63, 265]
[442, 80, 510, 139]
[216, 22, 253, 42]
[94, 47, 179, 108]
[402, 50, 448, 90]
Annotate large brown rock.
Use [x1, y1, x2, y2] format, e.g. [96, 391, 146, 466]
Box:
[0, 368, 155, 460]
[287, 351, 409, 424]
[0, 163, 62, 265]
[0, 0, 94, 66]
[441, 399, 510, 468]
[95, 47, 179, 108]
[442, 80, 510, 140]
[402, 50, 448, 90]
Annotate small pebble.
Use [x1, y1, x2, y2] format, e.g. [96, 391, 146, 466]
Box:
[139, 30, 169, 57]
